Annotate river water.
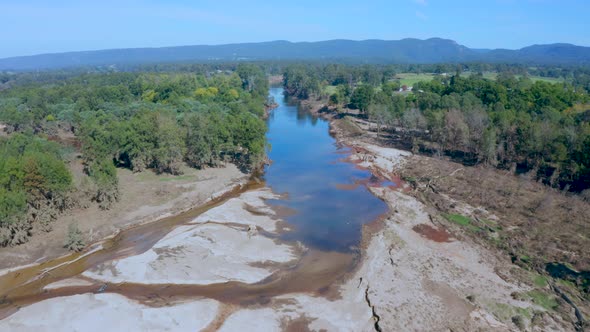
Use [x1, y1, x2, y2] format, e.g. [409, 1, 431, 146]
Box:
[265, 88, 389, 251]
[0, 87, 389, 318]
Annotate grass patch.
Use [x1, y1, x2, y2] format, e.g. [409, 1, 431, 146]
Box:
[488, 302, 533, 322]
[489, 234, 505, 247]
[460, 72, 497, 80]
[527, 290, 559, 310]
[442, 213, 481, 232]
[394, 73, 436, 86]
[323, 85, 337, 95]
[526, 75, 564, 84]
[443, 213, 471, 226]
[481, 218, 502, 232]
[533, 275, 548, 288]
[459, 72, 564, 84]
[390, 72, 564, 87]
[556, 278, 577, 291]
[402, 175, 417, 186]
[482, 72, 498, 80]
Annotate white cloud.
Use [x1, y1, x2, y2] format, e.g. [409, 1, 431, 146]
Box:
[416, 11, 428, 20]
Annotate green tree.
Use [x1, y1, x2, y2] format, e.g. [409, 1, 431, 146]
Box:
[152, 112, 186, 174]
[350, 84, 374, 114]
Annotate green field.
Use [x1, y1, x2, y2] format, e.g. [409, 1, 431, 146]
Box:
[460, 72, 497, 80]
[324, 72, 565, 93]
[393, 72, 565, 87]
[520, 75, 564, 84]
[462, 72, 564, 83]
[394, 73, 436, 86]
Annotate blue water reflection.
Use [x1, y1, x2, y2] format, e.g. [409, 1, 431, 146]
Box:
[264, 88, 389, 252]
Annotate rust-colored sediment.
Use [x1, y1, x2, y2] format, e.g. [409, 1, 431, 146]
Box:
[0, 249, 354, 320]
[412, 224, 454, 243]
[282, 315, 314, 332]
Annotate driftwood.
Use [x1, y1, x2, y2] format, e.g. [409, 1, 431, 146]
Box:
[418, 167, 464, 193]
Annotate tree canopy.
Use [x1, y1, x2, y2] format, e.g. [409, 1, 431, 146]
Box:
[282, 63, 590, 192]
[0, 64, 270, 246]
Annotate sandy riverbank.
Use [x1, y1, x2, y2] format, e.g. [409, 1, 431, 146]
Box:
[0, 163, 249, 271]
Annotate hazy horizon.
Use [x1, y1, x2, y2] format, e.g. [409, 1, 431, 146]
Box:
[1, 0, 589, 58]
[1, 37, 588, 60]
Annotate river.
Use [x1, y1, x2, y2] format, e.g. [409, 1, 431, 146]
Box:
[264, 88, 389, 251]
[0, 87, 389, 321]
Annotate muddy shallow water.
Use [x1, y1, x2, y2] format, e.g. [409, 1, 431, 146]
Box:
[0, 88, 390, 320]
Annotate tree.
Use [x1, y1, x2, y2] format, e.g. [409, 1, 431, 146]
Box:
[444, 109, 470, 151]
[329, 93, 340, 106]
[401, 108, 426, 131]
[152, 112, 186, 175]
[480, 127, 498, 166]
[368, 104, 391, 136]
[350, 84, 374, 114]
[88, 158, 118, 210]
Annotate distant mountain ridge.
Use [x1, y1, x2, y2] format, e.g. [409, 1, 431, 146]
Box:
[1, 38, 589, 71]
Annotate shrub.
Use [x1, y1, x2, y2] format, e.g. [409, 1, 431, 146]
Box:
[64, 223, 85, 252]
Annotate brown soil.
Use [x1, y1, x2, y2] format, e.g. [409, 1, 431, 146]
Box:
[412, 224, 454, 243]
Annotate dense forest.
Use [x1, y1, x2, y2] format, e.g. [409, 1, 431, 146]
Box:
[282, 63, 590, 193]
[0, 64, 269, 247]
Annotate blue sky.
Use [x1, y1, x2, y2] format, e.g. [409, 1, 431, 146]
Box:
[0, 0, 588, 58]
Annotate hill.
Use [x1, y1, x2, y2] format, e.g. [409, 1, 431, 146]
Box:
[0, 38, 589, 71]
